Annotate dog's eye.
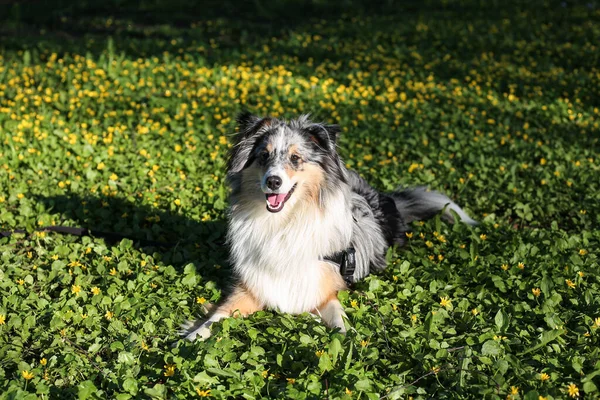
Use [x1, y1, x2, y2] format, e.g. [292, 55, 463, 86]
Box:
[290, 154, 301, 163]
[260, 151, 269, 161]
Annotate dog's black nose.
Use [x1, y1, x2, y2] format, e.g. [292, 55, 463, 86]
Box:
[266, 176, 282, 190]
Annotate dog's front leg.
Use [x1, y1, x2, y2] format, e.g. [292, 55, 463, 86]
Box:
[313, 295, 348, 334]
[183, 285, 263, 341]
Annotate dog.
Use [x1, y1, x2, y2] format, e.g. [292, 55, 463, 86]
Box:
[182, 112, 476, 340]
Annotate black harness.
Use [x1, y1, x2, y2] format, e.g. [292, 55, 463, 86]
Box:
[324, 247, 356, 286]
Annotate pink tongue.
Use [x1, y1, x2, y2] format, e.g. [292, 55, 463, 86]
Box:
[267, 193, 287, 207]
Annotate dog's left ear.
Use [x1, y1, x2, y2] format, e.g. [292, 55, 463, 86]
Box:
[306, 123, 341, 151]
[227, 112, 272, 174]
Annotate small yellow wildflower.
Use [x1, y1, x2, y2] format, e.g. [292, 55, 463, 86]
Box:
[40, 358, 47, 366]
[517, 262, 525, 270]
[479, 234, 487, 240]
[262, 370, 269, 378]
[540, 372, 550, 381]
[141, 341, 150, 351]
[471, 308, 479, 316]
[164, 364, 176, 377]
[196, 297, 206, 304]
[567, 383, 579, 397]
[345, 387, 353, 395]
[174, 199, 181, 206]
[286, 378, 296, 384]
[440, 296, 452, 308]
[51, 254, 59, 260]
[592, 317, 600, 329]
[360, 340, 369, 347]
[0, 315, 5, 325]
[315, 350, 324, 357]
[431, 366, 441, 374]
[105, 311, 114, 320]
[71, 285, 81, 295]
[565, 279, 576, 289]
[22, 370, 35, 380]
[97, 162, 105, 170]
[91, 287, 101, 295]
[109, 268, 117, 276]
[501, 264, 509, 271]
[350, 300, 358, 308]
[17, 279, 25, 285]
[405, 232, 413, 239]
[196, 388, 211, 397]
[425, 240, 433, 248]
[109, 173, 118, 181]
[510, 386, 519, 395]
[577, 271, 584, 277]
[532, 288, 541, 297]
[579, 249, 587, 256]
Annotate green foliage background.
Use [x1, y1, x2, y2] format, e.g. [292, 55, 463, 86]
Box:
[0, 0, 599, 398]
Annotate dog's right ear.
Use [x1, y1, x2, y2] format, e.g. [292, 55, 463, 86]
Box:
[227, 112, 270, 174]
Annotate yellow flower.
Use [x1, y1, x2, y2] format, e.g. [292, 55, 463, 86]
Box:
[0, 314, 5, 325]
[350, 300, 358, 308]
[425, 240, 433, 248]
[345, 387, 353, 395]
[532, 288, 541, 297]
[105, 311, 114, 320]
[566, 279, 576, 289]
[286, 378, 296, 384]
[539, 396, 548, 400]
[440, 296, 452, 308]
[579, 249, 587, 256]
[17, 279, 25, 285]
[501, 264, 509, 271]
[411, 314, 418, 322]
[567, 383, 579, 397]
[109, 173, 118, 181]
[262, 370, 269, 378]
[71, 285, 81, 295]
[109, 268, 117, 276]
[405, 232, 413, 239]
[539, 372, 550, 381]
[68, 260, 82, 268]
[174, 199, 181, 206]
[360, 340, 369, 347]
[315, 350, 324, 357]
[141, 341, 150, 351]
[479, 234, 487, 240]
[22, 370, 35, 380]
[471, 308, 479, 316]
[196, 388, 211, 397]
[510, 386, 519, 395]
[40, 358, 47, 366]
[51, 254, 59, 260]
[164, 364, 176, 377]
[91, 287, 101, 295]
[196, 296, 206, 304]
[431, 366, 441, 374]
[517, 262, 525, 270]
[97, 162, 105, 170]
[593, 317, 600, 329]
[408, 163, 419, 173]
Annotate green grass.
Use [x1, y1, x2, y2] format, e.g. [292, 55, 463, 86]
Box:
[0, 0, 599, 398]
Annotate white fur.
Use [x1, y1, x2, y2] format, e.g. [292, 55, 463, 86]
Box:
[228, 187, 353, 314]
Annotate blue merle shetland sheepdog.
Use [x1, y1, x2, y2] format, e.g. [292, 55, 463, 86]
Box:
[182, 112, 476, 340]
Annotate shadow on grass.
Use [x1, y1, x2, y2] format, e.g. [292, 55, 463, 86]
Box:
[35, 193, 230, 281]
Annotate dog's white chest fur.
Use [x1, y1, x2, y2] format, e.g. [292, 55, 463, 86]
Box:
[228, 192, 353, 314]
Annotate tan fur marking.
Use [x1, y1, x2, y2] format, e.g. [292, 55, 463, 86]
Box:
[312, 262, 346, 313]
[294, 163, 325, 205]
[266, 143, 273, 152]
[217, 285, 263, 318]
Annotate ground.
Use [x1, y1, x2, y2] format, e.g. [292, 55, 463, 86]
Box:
[0, 0, 599, 398]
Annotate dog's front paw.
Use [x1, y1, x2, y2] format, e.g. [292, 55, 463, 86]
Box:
[179, 320, 214, 341]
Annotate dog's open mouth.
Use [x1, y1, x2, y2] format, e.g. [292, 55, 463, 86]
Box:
[265, 184, 297, 213]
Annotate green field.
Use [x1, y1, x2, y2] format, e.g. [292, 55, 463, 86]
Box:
[1, 0, 599, 398]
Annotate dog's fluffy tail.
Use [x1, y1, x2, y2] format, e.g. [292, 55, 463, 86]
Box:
[391, 187, 477, 226]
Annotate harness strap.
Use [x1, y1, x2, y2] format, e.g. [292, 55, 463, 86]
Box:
[324, 247, 356, 286]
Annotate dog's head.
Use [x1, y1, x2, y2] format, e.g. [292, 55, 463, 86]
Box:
[227, 112, 346, 213]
